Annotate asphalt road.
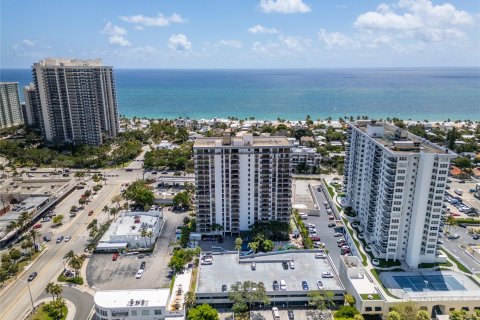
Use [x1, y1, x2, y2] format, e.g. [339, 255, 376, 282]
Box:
[441, 226, 480, 273]
[0, 181, 122, 320]
[39, 285, 94, 320]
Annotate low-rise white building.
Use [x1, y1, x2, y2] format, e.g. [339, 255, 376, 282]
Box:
[96, 210, 164, 252]
[157, 140, 177, 150]
[291, 146, 321, 171]
[94, 289, 183, 320]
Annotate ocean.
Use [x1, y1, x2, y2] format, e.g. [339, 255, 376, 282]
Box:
[1, 68, 479, 121]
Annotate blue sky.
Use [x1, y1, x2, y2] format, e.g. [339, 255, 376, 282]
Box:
[1, 0, 479, 68]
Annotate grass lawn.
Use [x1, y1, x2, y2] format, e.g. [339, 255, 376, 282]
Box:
[323, 178, 336, 199]
[29, 304, 67, 320]
[419, 260, 453, 268]
[440, 249, 471, 274]
[370, 269, 401, 299]
[190, 266, 199, 293]
[342, 218, 367, 266]
[360, 293, 382, 300]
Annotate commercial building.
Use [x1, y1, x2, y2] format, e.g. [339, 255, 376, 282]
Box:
[94, 289, 184, 320]
[338, 256, 480, 317]
[193, 134, 292, 234]
[0, 82, 23, 129]
[96, 210, 164, 252]
[196, 251, 345, 306]
[343, 121, 456, 267]
[291, 146, 321, 172]
[29, 58, 119, 145]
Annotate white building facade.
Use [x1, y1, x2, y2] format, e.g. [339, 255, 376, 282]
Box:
[343, 121, 456, 267]
[30, 58, 119, 145]
[291, 146, 321, 171]
[97, 211, 164, 251]
[94, 289, 182, 320]
[0, 82, 23, 129]
[194, 135, 292, 234]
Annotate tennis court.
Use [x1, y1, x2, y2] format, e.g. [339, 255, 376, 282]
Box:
[393, 275, 465, 292]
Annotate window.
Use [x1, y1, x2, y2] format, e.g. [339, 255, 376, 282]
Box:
[366, 307, 372, 312]
[131, 310, 137, 316]
[155, 310, 162, 315]
[375, 307, 382, 311]
[142, 310, 150, 316]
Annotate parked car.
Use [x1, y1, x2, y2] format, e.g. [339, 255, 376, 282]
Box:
[449, 234, 460, 239]
[279, 280, 287, 290]
[459, 224, 467, 228]
[317, 280, 323, 289]
[64, 236, 71, 242]
[328, 215, 335, 220]
[33, 223, 42, 229]
[140, 261, 146, 269]
[310, 236, 321, 241]
[334, 232, 343, 237]
[272, 307, 280, 320]
[135, 269, 144, 279]
[222, 284, 228, 292]
[315, 253, 327, 259]
[112, 253, 118, 261]
[282, 262, 289, 270]
[272, 280, 279, 291]
[337, 238, 346, 243]
[328, 223, 336, 228]
[28, 271, 38, 281]
[473, 234, 479, 240]
[289, 261, 295, 269]
[322, 271, 334, 278]
[43, 236, 51, 242]
[302, 280, 309, 290]
[56, 236, 64, 243]
[288, 310, 295, 320]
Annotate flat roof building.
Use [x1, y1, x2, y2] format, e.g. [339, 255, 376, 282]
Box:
[343, 121, 456, 267]
[196, 251, 345, 306]
[0, 82, 24, 129]
[194, 134, 292, 234]
[97, 210, 164, 251]
[94, 289, 182, 320]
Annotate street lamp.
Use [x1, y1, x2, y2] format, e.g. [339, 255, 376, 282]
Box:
[19, 279, 35, 313]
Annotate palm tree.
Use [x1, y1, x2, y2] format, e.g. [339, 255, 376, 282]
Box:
[18, 211, 32, 230]
[248, 241, 259, 253]
[28, 228, 40, 252]
[63, 250, 75, 261]
[102, 205, 109, 218]
[110, 207, 119, 221]
[235, 237, 243, 252]
[111, 194, 122, 208]
[45, 282, 56, 302]
[146, 230, 154, 246]
[184, 291, 196, 309]
[68, 255, 82, 274]
[140, 229, 148, 248]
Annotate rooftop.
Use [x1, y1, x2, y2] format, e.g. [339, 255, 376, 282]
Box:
[353, 121, 451, 155]
[194, 134, 292, 148]
[292, 146, 318, 155]
[94, 289, 170, 309]
[99, 210, 162, 241]
[34, 58, 106, 67]
[197, 251, 344, 294]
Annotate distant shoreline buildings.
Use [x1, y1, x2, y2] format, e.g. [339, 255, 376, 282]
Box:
[23, 58, 119, 145]
[0, 82, 23, 129]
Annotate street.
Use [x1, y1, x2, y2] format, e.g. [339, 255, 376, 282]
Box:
[441, 225, 480, 273]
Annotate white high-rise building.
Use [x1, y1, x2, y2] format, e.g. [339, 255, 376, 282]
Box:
[343, 121, 456, 267]
[194, 134, 292, 234]
[30, 58, 119, 145]
[0, 82, 23, 129]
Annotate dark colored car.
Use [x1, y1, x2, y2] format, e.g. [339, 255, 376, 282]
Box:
[273, 280, 279, 291]
[56, 236, 64, 243]
[282, 262, 289, 270]
[288, 310, 295, 320]
[473, 235, 479, 240]
[328, 223, 336, 228]
[28, 271, 38, 281]
[140, 261, 146, 270]
[43, 236, 51, 242]
[302, 280, 309, 291]
[221, 284, 228, 292]
[459, 224, 467, 228]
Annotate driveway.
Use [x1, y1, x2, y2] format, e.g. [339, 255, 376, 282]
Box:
[441, 226, 480, 273]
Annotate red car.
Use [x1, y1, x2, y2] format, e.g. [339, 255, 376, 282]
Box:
[310, 236, 321, 241]
[451, 212, 461, 217]
[33, 223, 42, 229]
[112, 253, 118, 261]
[328, 215, 335, 220]
[88, 210, 94, 216]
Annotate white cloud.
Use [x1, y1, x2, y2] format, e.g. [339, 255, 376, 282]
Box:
[318, 29, 357, 49]
[354, 0, 474, 43]
[102, 22, 131, 47]
[259, 0, 311, 14]
[121, 13, 187, 27]
[252, 35, 311, 57]
[248, 24, 279, 34]
[134, 25, 144, 31]
[22, 39, 35, 47]
[168, 34, 192, 51]
[215, 40, 243, 49]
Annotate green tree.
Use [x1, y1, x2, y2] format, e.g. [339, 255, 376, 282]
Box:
[454, 157, 472, 169]
[68, 255, 82, 274]
[415, 310, 430, 320]
[173, 191, 192, 209]
[187, 303, 219, 320]
[392, 302, 419, 320]
[9, 248, 21, 263]
[45, 282, 56, 302]
[261, 240, 274, 252]
[53, 215, 64, 226]
[235, 237, 243, 251]
[0, 268, 7, 286]
[28, 228, 40, 252]
[184, 291, 196, 310]
[308, 290, 334, 310]
[63, 250, 75, 261]
[335, 306, 359, 318]
[228, 281, 270, 319]
[450, 310, 466, 320]
[387, 311, 402, 320]
[353, 314, 364, 320]
[344, 294, 355, 306]
[123, 180, 155, 209]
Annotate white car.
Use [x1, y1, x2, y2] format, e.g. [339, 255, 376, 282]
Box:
[135, 269, 144, 279]
[307, 223, 315, 228]
[64, 236, 71, 242]
[279, 280, 287, 290]
[322, 271, 334, 278]
[334, 232, 343, 237]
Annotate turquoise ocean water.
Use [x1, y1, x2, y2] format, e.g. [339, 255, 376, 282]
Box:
[1, 68, 479, 121]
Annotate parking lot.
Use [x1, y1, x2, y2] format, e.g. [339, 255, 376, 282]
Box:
[218, 308, 332, 320]
[86, 208, 188, 289]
